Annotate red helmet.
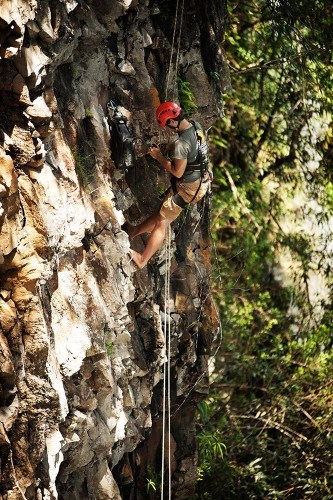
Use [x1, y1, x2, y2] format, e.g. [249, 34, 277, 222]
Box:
[156, 101, 181, 126]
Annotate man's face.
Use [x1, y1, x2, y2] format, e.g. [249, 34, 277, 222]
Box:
[166, 119, 178, 130]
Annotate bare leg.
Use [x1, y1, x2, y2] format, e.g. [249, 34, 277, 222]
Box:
[130, 216, 170, 269]
[124, 211, 159, 239]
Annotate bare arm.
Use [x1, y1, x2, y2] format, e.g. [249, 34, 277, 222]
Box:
[149, 147, 187, 178]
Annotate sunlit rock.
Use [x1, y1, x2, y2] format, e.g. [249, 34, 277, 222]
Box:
[0, 0, 227, 497]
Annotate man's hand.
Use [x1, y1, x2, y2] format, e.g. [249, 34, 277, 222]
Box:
[149, 146, 162, 161]
[148, 146, 186, 178]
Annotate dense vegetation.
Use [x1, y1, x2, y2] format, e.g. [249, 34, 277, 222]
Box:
[194, 1, 333, 498]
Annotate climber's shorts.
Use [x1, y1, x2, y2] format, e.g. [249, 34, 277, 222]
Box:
[159, 173, 210, 223]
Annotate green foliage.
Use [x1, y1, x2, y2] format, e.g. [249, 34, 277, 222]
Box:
[72, 149, 94, 187]
[197, 430, 226, 471]
[146, 478, 156, 494]
[210, 71, 220, 81]
[146, 466, 161, 497]
[177, 76, 198, 116]
[105, 341, 114, 356]
[196, 0, 333, 498]
[104, 324, 114, 356]
[158, 184, 168, 197]
[85, 109, 94, 119]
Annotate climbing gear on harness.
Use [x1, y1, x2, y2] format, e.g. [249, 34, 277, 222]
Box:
[156, 102, 182, 127]
[171, 174, 210, 210]
[107, 100, 136, 172]
[172, 191, 189, 209]
[170, 122, 210, 209]
[186, 121, 209, 175]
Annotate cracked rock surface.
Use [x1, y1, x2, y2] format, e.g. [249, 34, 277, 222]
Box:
[0, 0, 228, 498]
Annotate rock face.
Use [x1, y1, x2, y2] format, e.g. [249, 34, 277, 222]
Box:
[0, 1, 228, 498]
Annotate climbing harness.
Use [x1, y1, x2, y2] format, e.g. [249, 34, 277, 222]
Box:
[188, 121, 209, 175]
[171, 122, 211, 223]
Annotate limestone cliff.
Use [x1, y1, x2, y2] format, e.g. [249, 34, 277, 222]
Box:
[0, 1, 229, 498]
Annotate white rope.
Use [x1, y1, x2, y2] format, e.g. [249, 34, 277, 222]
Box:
[161, 225, 172, 499]
[172, 213, 225, 417]
[165, 0, 180, 101]
[171, 0, 185, 101]
[161, 322, 166, 499]
[161, 230, 167, 499]
[165, 0, 185, 101]
[160, 2, 186, 495]
[166, 226, 172, 499]
[172, 293, 223, 418]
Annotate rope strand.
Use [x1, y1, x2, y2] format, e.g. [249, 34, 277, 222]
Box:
[172, 190, 224, 417]
[161, 2, 185, 496]
[161, 325, 166, 499]
[161, 225, 172, 499]
[167, 226, 172, 499]
[165, 0, 185, 101]
[165, 0, 180, 101]
[171, 0, 185, 101]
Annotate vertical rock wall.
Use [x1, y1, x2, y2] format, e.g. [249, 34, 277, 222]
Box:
[0, 1, 229, 498]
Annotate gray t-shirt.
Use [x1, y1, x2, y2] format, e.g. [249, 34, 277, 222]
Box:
[174, 121, 203, 163]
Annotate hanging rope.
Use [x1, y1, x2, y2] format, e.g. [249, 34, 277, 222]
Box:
[161, 225, 172, 499]
[172, 284, 223, 418]
[161, 317, 166, 499]
[172, 190, 225, 417]
[166, 226, 172, 499]
[160, 2, 186, 496]
[171, 0, 185, 101]
[165, 0, 185, 102]
[165, 0, 180, 101]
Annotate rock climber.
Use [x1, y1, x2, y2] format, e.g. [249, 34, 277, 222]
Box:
[124, 101, 211, 269]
